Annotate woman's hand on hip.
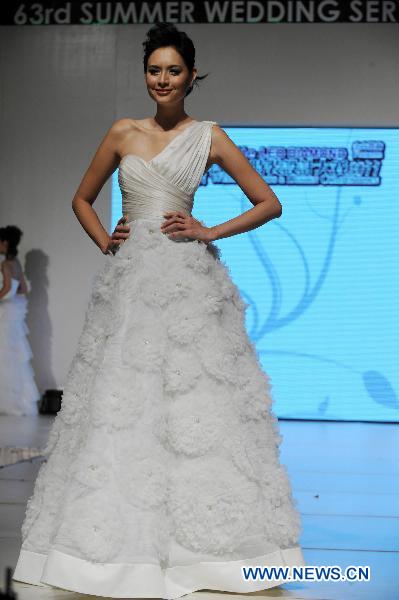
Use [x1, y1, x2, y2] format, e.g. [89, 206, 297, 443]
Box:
[103, 216, 131, 254]
[160, 212, 214, 243]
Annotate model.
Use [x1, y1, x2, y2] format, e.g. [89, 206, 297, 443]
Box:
[0, 225, 39, 416]
[12, 22, 305, 598]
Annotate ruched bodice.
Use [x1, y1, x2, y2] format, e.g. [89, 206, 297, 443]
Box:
[118, 120, 217, 223]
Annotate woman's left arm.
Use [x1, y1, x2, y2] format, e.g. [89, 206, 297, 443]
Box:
[208, 125, 282, 242]
[0, 261, 11, 300]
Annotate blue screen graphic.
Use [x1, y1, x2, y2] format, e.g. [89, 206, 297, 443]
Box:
[111, 127, 399, 423]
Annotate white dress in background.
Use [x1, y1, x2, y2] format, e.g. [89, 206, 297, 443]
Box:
[0, 272, 39, 416]
[13, 120, 305, 598]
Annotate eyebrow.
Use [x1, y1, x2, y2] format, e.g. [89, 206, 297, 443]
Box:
[148, 64, 182, 68]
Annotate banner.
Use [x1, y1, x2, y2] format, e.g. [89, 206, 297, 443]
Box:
[1, 1, 399, 26]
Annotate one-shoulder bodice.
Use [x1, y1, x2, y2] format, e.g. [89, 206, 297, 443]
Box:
[118, 120, 217, 224]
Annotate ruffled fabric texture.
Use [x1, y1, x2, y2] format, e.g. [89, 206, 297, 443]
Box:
[18, 218, 302, 575]
[0, 281, 39, 416]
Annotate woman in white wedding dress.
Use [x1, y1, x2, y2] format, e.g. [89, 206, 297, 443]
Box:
[0, 225, 39, 416]
[12, 22, 305, 598]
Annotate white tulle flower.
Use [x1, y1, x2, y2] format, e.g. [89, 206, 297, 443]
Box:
[218, 273, 238, 301]
[74, 320, 104, 365]
[131, 221, 162, 250]
[258, 463, 294, 499]
[165, 311, 207, 345]
[254, 464, 303, 548]
[115, 455, 168, 510]
[163, 346, 202, 394]
[164, 392, 227, 457]
[57, 354, 96, 426]
[231, 421, 281, 482]
[20, 463, 48, 546]
[61, 489, 124, 562]
[21, 434, 72, 550]
[71, 431, 112, 489]
[121, 317, 166, 372]
[63, 355, 92, 397]
[200, 350, 237, 383]
[84, 260, 127, 338]
[212, 262, 250, 314]
[271, 501, 303, 547]
[230, 353, 275, 422]
[90, 261, 114, 308]
[201, 289, 228, 315]
[139, 272, 193, 309]
[181, 241, 212, 274]
[168, 457, 260, 555]
[238, 379, 272, 422]
[196, 328, 238, 384]
[89, 366, 148, 430]
[223, 322, 250, 356]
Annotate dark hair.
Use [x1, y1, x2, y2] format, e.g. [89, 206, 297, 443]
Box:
[142, 22, 208, 97]
[0, 225, 23, 259]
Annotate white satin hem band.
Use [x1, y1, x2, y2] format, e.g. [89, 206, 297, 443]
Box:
[13, 546, 306, 599]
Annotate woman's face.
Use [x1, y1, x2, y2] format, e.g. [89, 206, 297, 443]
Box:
[0, 240, 7, 254]
[145, 46, 196, 104]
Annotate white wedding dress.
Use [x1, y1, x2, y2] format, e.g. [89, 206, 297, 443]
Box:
[0, 271, 39, 416]
[12, 120, 305, 598]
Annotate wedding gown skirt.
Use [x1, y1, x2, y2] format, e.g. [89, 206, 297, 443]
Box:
[0, 277, 39, 416]
[12, 120, 305, 598]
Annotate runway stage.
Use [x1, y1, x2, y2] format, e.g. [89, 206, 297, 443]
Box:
[0, 416, 398, 599]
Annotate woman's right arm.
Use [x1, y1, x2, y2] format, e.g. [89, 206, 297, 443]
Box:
[72, 119, 129, 254]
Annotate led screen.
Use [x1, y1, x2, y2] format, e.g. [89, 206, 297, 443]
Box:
[112, 127, 398, 422]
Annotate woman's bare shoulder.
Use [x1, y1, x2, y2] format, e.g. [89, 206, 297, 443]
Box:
[110, 118, 151, 134]
[110, 118, 137, 134]
[103, 119, 143, 157]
